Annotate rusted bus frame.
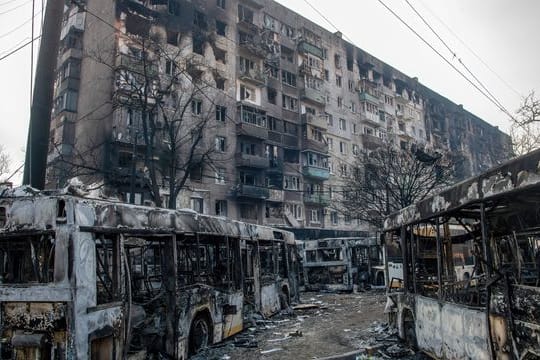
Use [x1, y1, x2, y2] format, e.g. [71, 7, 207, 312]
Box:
[0, 193, 300, 359]
[383, 149, 540, 359]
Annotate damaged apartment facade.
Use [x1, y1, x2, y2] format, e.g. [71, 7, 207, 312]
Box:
[46, 0, 512, 233]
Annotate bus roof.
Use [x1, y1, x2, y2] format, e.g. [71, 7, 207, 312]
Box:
[0, 190, 295, 243]
[384, 148, 540, 231]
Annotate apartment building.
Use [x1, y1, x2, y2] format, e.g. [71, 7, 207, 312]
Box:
[46, 0, 512, 234]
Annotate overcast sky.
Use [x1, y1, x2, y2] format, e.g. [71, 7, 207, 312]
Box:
[1, 0, 539, 185]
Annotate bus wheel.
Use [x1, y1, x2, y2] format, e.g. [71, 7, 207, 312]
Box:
[189, 314, 211, 355]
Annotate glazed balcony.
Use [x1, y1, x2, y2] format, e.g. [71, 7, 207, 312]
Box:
[358, 91, 380, 105]
[236, 184, 269, 199]
[116, 53, 158, 77]
[236, 153, 269, 168]
[301, 88, 326, 106]
[298, 41, 324, 59]
[361, 134, 384, 150]
[360, 111, 381, 127]
[303, 193, 330, 205]
[302, 165, 330, 180]
[302, 113, 327, 129]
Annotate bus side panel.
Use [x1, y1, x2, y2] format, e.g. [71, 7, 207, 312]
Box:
[415, 296, 490, 360]
[222, 293, 243, 338]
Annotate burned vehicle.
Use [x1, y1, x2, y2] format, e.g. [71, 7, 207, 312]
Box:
[0, 189, 299, 359]
[384, 149, 540, 359]
[299, 237, 383, 291]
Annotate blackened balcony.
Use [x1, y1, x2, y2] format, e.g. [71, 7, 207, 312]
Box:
[236, 184, 269, 199]
[303, 193, 330, 205]
[361, 133, 384, 150]
[236, 152, 269, 168]
[358, 91, 380, 105]
[116, 53, 158, 77]
[302, 165, 330, 180]
[267, 158, 283, 173]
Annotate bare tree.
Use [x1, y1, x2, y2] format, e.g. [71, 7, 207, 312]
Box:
[339, 145, 454, 228]
[511, 91, 540, 156]
[0, 145, 10, 182]
[50, 15, 227, 208]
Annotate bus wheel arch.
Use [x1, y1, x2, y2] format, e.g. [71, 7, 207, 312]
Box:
[188, 309, 213, 355]
[401, 307, 417, 349]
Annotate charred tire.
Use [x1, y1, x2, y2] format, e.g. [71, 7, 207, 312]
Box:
[189, 314, 212, 355]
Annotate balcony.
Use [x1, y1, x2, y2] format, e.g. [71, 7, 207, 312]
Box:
[236, 153, 269, 168]
[283, 134, 299, 148]
[298, 41, 324, 59]
[358, 91, 379, 105]
[301, 88, 326, 106]
[267, 158, 284, 172]
[395, 94, 409, 104]
[302, 113, 327, 129]
[303, 138, 328, 153]
[236, 122, 268, 139]
[268, 189, 284, 202]
[302, 165, 330, 180]
[60, 11, 85, 40]
[236, 184, 269, 199]
[303, 193, 330, 205]
[361, 134, 384, 150]
[238, 66, 266, 87]
[116, 53, 158, 77]
[360, 111, 381, 127]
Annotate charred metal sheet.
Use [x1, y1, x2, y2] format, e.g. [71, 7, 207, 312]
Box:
[415, 296, 490, 360]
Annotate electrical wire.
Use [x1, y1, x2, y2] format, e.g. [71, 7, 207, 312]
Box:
[0, 35, 41, 61]
[376, 0, 515, 120]
[416, 0, 522, 98]
[0, 0, 31, 15]
[403, 0, 511, 118]
[0, 9, 41, 39]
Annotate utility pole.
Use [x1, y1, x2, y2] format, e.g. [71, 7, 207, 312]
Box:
[22, 0, 64, 188]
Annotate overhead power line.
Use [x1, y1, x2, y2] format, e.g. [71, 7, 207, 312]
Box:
[403, 0, 511, 118]
[0, 35, 41, 61]
[0, 0, 31, 15]
[0, 9, 41, 39]
[376, 0, 515, 120]
[416, 0, 522, 98]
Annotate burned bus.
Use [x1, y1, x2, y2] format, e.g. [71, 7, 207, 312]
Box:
[0, 188, 299, 359]
[383, 149, 540, 359]
[299, 237, 383, 291]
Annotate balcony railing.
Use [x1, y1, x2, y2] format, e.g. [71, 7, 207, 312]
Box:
[117, 53, 158, 77]
[268, 189, 284, 202]
[236, 153, 269, 168]
[360, 111, 381, 126]
[302, 165, 330, 180]
[303, 138, 328, 153]
[303, 193, 330, 205]
[358, 91, 380, 104]
[302, 113, 327, 129]
[298, 41, 324, 59]
[236, 122, 268, 139]
[361, 134, 384, 150]
[236, 184, 269, 199]
[238, 66, 266, 86]
[301, 88, 326, 106]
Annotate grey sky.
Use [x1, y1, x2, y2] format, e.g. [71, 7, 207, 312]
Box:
[1, 0, 539, 185]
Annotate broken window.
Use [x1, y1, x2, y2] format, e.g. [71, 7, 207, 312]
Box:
[167, 30, 178, 46]
[267, 87, 277, 104]
[191, 99, 202, 115]
[216, 20, 227, 36]
[168, 0, 181, 16]
[0, 235, 55, 284]
[238, 4, 253, 23]
[95, 235, 120, 304]
[193, 10, 208, 30]
[215, 105, 227, 121]
[215, 200, 227, 215]
[190, 197, 204, 213]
